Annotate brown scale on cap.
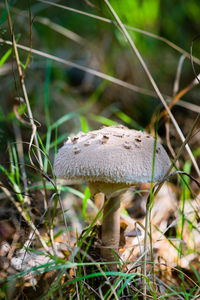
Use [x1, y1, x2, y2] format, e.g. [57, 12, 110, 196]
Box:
[114, 134, 124, 138]
[123, 142, 132, 149]
[84, 141, 91, 146]
[72, 136, 79, 144]
[91, 133, 97, 138]
[135, 138, 142, 143]
[156, 147, 161, 154]
[103, 134, 109, 139]
[80, 132, 87, 137]
[134, 142, 140, 148]
[73, 146, 81, 154]
[101, 134, 110, 144]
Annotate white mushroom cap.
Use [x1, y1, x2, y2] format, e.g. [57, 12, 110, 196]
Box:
[54, 125, 170, 185]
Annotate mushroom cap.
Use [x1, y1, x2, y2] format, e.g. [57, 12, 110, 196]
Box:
[54, 125, 170, 185]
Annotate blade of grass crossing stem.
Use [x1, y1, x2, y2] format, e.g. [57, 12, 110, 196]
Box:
[12, 144, 20, 187]
[82, 186, 90, 218]
[0, 47, 12, 67]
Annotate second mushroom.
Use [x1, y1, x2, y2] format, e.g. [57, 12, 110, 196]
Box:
[54, 125, 170, 268]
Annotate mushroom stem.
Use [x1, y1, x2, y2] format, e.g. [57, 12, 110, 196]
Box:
[101, 195, 120, 270]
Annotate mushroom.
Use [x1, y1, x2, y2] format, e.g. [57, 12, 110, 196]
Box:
[54, 125, 170, 269]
